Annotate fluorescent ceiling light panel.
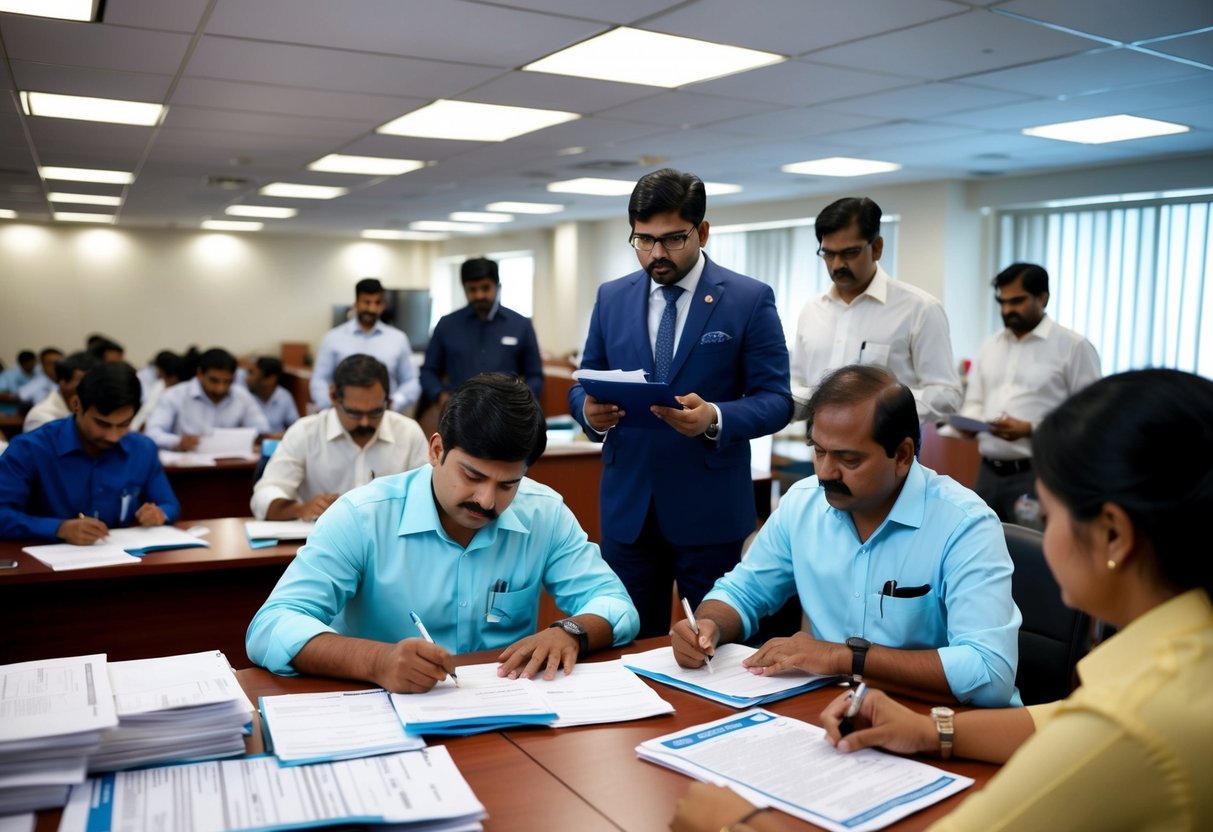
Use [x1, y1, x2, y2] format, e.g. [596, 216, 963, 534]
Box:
[48, 192, 122, 206]
[449, 211, 512, 223]
[0, 209, 17, 219]
[21, 91, 165, 126]
[524, 27, 784, 88]
[40, 166, 134, 185]
[409, 220, 488, 234]
[362, 229, 450, 241]
[259, 183, 348, 200]
[0, 0, 98, 21]
[377, 100, 578, 142]
[308, 154, 426, 176]
[547, 177, 635, 196]
[1022, 114, 1189, 144]
[201, 220, 263, 232]
[225, 205, 298, 219]
[486, 201, 564, 215]
[781, 157, 901, 177]
[704, 182, 742, 195]
[54, 211, 113, 223]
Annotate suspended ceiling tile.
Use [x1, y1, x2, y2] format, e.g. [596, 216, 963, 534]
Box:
[827, 81, 1033, 120]
[102, 0, 212, 33]
[161, 106, 374, 140]
[1144, 30, 1213, 66]
[704, 107, 883, 140]
[11, 61, 173, 101]
[691, 60, 914, 108]
[170, 77, 425, 122]
[962, 48, 1205, 98]
[596, 91, 783, 128]
[996, 0, 1213, 44]
[1, 17, 192, 75]
[472, 0, 683, 23]
[453, 71, 660, 114]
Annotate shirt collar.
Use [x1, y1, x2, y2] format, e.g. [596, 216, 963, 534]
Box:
[824, 263, 890, 305]
[187, 376, 229, 405]
[323, 405, 393, 445]
[50, 414, 131, 460]
[649, 249, 706, 298]
[396, 463, 529, 550]
[349, 317, 385, 336]
[822, 459, 926, 539]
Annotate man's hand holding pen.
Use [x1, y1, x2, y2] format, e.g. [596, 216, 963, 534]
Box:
[373, 638, 458, 694]
[671, 616, 720, 669]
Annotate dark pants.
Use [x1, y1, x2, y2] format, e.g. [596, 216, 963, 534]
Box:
[975, 459, 1036, 524]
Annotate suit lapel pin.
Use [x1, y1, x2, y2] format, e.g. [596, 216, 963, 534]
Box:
[704, 294, 714, 303]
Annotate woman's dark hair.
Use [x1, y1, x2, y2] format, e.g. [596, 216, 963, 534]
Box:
[438, 373, 546, 466]
[628, 168, 706, 229]
[76, 362, 141, 415]
[808, 364, 920, 456]
[1034, 369, 1213, 598]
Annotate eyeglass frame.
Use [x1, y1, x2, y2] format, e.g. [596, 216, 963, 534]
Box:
[816, 241, 873, 262]
[335, 398, 389, 421]
[628, 225, 699, 252]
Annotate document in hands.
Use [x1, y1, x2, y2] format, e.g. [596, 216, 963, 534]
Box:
[572, 368, 681, 429]
[260, 689, 426, 766]
[946, 414, 994, 433]
[623, 643, 846, 708]
[637, 709, 974, 832]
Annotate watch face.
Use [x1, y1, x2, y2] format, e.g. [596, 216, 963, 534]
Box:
[561, 620, 585, 636]
[846, 637, 870, 651]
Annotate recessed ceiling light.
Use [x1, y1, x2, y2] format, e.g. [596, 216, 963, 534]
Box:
[307, 154, 426, 176]
[409, 220, 488, 234]
[377, 100, 578, 142]
[21, 91, 165, 127]
[547, 177, 635, 196]
[54, 211, 114, 223]
[201, 220, 263, 232]
[0, 209, 18, 219]
[781, 157, 902, 177]
[225, 205, 298, 219]
[48, 192, 122, 206]
[704, 182, 742, 196]
[524, 27, 784, 88]
[40, 166, 134, 185]
[258, 183, 348, 200]
[450, 211, 512, 223]
[362, 229, 451, 241]
[1022, 114, 1189, 144]
[486, 201, 564, 215]
[0, 0, 98, 22]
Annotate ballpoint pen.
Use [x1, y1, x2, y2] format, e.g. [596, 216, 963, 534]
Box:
[409, 610, 459, 686]
[680, 597, 713, 674]
[838, 681, 867, 736]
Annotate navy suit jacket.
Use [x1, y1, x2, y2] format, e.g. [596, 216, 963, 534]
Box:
[569, 256, 793, 546]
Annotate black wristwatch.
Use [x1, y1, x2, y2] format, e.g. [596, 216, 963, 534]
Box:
[549, 618, 588, 657]
[845, 636, 871, 681]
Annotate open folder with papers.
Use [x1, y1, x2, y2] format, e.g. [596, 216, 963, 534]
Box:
[572, 369, 681, 429]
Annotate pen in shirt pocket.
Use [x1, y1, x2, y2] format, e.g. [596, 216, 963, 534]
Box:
[879, 580, 930, 617]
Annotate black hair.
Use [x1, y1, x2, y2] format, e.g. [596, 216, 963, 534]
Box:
[87, 337, 124, 360]
[254, 356, 284, 379]
[808, 364, 920, 456]
[180, 346, 201, 380]
[54, 351, 101, 386]
[332, 354, 389, 401]
[17, 350, 35, 365]
[992, 262, 1049, 296]
[153, 350, 179, 374]
[461, 257, 499, 285]
[75, 362, 142, 415]
[39, 347, 63, 362]
[1034, 369, 1213, 600]
[197, 348, 237, 374]
[355, 277, 384, 297]
[814, 197, 882, 243]
[438, 373, 546, 466]
[628, 168, 706, 229]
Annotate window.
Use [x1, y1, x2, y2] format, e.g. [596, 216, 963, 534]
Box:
[430, 250, 535, 331]
[998, 198, 1212, 376]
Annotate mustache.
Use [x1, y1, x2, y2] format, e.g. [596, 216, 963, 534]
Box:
[819, 478, 852, 496]
[832, 268, 854, 280]
[350, 426, 376, 438]
[645, 258, 675, 275]
[460, 501, 498, 521]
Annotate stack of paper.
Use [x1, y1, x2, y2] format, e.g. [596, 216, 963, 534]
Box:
[623, 643, 846, 707]
[0, 655, 117, 814]
[637, 709, 974, 832]
[89, 650, 255, 773]
[260, 688, 426, 766]
[244, 519, 315, 548]
[390, 663, 557, 735]
[23, 526, 209, 572]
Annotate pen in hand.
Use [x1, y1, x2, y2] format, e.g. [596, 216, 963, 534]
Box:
[409, 610, 459, 686]
[838, 681, 867, 736]
[681, 597, 713, 674]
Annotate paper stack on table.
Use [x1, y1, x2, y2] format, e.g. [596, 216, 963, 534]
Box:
[244, 519, 316, 548]
[22, 526, 209, 571]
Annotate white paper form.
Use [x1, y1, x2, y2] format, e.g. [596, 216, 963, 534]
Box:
[638, 710, 973, 832]
[107, 651, 251, 717]
[532, 659, 673, 727]
[194, 427, 258, 459]
[260, 689, 424, 765]
[101, 526, 209, 554]
[21, 543, 140, 571]
[58, 747, 486, 832]
[389, 662, 556, 735]
[243, 520, 315, 541]
[0, 654, 117, 744]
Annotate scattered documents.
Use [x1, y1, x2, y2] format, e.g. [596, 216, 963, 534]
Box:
[623, 643, 846, 707]
[260, 688, 425, 766]
[21, 543, 140, 571]
[532, 659, 673, 727]
[59, 747, 486, 832]
[637, 709, 973, 832]
[390, 663, 557, 736]
[572, 368, 681, 429]
[946, 414, 994, 433]
[244, 519, 315, 548]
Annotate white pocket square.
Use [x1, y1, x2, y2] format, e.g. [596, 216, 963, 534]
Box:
[700, 331, 732, 344]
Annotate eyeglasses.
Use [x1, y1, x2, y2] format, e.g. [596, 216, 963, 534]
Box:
[629, 227, 697, 252]
[336, 399, 388, 420]
[816, 242, 871, 262]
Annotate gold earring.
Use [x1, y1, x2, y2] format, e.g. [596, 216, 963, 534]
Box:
[1107, 560, 1117, 570]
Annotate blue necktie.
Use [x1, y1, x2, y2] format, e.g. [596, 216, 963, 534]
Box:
[654, 285, 684, 383]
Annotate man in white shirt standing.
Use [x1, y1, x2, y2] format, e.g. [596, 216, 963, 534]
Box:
[955, 262, 1101, 522]
[310, 278, 421, 414]
[145, 347, 270, 450]
[790, 197, 961, 424]
[251, 354, 428, 521]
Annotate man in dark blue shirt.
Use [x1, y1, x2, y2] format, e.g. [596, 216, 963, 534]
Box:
[420, 258, 544, 425]
[0, 362, 180, 543]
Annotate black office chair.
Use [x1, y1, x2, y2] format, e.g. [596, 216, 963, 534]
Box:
[1004, 522, 1091, 705]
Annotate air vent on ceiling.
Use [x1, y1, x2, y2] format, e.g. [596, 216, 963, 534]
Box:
[202, 175, 252, 190]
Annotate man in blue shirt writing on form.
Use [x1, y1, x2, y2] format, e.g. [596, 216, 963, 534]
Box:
[247, 373, 639, 694]
[0, 362, 180, 544]
[672, 365, 1022, 707]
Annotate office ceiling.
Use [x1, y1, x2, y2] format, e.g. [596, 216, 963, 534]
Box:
[1, 0, 1211, 237]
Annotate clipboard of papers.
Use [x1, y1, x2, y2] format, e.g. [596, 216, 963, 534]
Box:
[572, 369, 681, 430]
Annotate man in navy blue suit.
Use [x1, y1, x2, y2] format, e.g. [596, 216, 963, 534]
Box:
[569, 169, 794, 638]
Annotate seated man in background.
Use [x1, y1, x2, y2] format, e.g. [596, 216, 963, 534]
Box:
[24, 351, 100, 432]
[146, 347, 270, 450]
[0, 350, 36, 413]
[87, 336, 125, 364]
[245, 356, 300, 435]
[673, 365, 1021, 708]
[17, 347, 64, 407]
[247, 373, 639, 692]
[251, 354, 427, 521]
[0, 362, 180, 543]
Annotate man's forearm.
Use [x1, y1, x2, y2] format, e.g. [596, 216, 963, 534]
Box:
[862, 645, 955, 703]
[695, 600, 744, 645]
[291, 633, 390, 687]
[266, 498, 303, 521]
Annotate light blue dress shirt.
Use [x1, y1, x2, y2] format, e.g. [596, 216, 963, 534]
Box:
[706, 461, 1022, 707]
[17, 370, 53, 405]
[145, 378, 271, 449]
[252, 384, 300, 433]
[246, 465, 640, 675]
[310, 319, 420, 411]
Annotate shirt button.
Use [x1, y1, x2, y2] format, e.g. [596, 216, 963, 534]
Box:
[853, 592, 860, 598]
[459, 601, 467, 608]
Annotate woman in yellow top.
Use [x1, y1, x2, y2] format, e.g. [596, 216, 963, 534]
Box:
[671, 368, 1213, 832]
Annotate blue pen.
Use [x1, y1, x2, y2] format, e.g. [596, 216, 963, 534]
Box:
[409, 610, 458, 686]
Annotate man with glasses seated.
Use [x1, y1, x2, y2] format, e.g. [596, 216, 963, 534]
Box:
[789, 196, 961, 424]
[251, 354, 427, 521]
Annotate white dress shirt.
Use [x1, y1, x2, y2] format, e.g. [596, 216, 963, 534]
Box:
[145, 377, 271, 449]
[250, 408, 428, 520]
[310, 319, 421, 412]
[960, 315, 1101, 461]
[790, 264, 961, 423]
[23, 389, 70, 432]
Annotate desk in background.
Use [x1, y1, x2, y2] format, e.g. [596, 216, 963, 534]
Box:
[164, 458, 258, 520]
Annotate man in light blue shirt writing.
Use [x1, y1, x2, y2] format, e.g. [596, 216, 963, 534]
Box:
[247, 373, 639, 693]
[673, 365, 1021, 707]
